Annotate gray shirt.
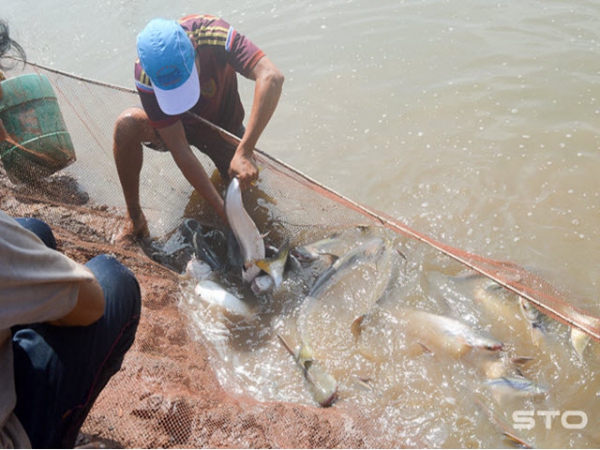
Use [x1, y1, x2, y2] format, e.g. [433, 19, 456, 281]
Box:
[0, 211, 93, 448]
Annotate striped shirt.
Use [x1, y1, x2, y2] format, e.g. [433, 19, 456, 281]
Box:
[135, 14, 265, 132]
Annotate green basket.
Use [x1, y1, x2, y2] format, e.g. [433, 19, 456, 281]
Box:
[0, 73, 76, 184]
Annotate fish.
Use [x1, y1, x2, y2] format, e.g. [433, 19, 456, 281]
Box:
[224, 177, 265, 283]
[518, 298, 546, 346]
[484, 376, 549, 397]
[251, 274, 275, 296]
[180, 218, 223, 271]
[194, 280, 254, 319]
[399, 309, 503, 357]
[255, 239, 290, 288]
[570, 327, 592, 361]
[308, 237, 388, 298]
[277, 334, 338, 407]
[292, 234, 343, 262]
[182, 256, 213, 282]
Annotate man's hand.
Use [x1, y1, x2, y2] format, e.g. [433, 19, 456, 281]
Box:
[229, 149, 259, 189]
[48, 268, 105, 327]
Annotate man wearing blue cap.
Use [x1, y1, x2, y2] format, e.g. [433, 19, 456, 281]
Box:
[113, 14, 284, 241]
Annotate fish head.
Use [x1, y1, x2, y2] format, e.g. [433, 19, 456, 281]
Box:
[291, 246, 319, 262]
[184, 256, 213, 282]
[251, 274, 275, 295]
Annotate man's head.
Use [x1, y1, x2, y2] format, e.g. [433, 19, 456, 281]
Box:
[137, 18, 200, 115]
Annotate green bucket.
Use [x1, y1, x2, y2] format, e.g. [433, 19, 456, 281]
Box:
[0, 73, 76, 184]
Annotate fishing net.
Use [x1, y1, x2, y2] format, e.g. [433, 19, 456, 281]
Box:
[2, 60, 599, 448]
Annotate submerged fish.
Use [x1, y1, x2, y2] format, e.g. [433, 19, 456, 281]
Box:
[570, 327, 592, 361]
[292, 234, 343, 262]
[308, 237, 388, 298]
[194, 280, 254, 319]
[180, 218, 223, 271]
[277, 334, 338, 407]
[518, 298, 546, 346]
[256, 239, 290, 288]
[484, 376, 549, 397]
[400, 309, 503, 357]
[182, 256, 213, 282]
[224, 177, 265, 283]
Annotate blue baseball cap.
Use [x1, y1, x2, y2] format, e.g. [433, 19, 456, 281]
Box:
[137, 18, 200, 115]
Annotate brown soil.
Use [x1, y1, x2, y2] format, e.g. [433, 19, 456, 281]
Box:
[1, 169, 378, 449]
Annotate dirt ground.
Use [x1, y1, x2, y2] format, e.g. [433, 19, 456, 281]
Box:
[1, 168, 378, 449]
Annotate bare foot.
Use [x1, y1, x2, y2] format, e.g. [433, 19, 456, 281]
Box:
[114, 214, 149, 245]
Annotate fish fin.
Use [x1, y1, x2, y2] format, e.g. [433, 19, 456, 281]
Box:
[277, 334, 297, 359]
[395, 246, 407, 260]
[503, 431, 533, 449]
[510, 356, 534, 365]
[353, 375, 374, 392]
[406, 342, 430, 358]
[255, 258, 271, 274]
[530, 326, 545, 347]
[351, 315, 366, 339]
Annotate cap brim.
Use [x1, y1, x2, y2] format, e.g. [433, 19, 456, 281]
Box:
[153, 64, 200, 116]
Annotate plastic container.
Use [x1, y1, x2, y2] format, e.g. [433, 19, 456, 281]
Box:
[0, 73, 76, 184]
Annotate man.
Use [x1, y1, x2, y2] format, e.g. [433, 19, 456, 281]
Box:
[1, 21, 142, 448]
[0, 19, 25, 141]
[113, 14, 284, 241]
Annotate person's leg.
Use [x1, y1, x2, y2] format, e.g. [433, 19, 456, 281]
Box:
[14, 217, 57, 249]
[113, 107, 158, 240]
[12, 254, 141, 448]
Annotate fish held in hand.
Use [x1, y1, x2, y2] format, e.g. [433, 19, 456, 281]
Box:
[225, 177, 265, 283]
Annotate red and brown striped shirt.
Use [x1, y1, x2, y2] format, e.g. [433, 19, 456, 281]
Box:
[134, 14, 265, 133]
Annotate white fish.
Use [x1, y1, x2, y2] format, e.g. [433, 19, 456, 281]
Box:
[194, 280, 254, 318]
[224, 177, 265, 283]
[484, 376, 549, 397]
[401, 309, 503, 357]
[182, 256, 213, 282]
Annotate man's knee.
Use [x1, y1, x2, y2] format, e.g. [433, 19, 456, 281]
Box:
[86, 255, 141, 313]
[15, 217, 57, 249]
[115, 108, 166, 152]
[114, 108, 154, 145]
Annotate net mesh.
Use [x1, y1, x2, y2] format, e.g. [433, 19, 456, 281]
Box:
[1, 60, 599, 448]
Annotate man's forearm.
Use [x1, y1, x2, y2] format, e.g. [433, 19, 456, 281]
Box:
[240, 57, 284, 152]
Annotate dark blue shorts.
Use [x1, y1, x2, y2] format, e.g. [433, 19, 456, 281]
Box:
[12, 218, 141, 448]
